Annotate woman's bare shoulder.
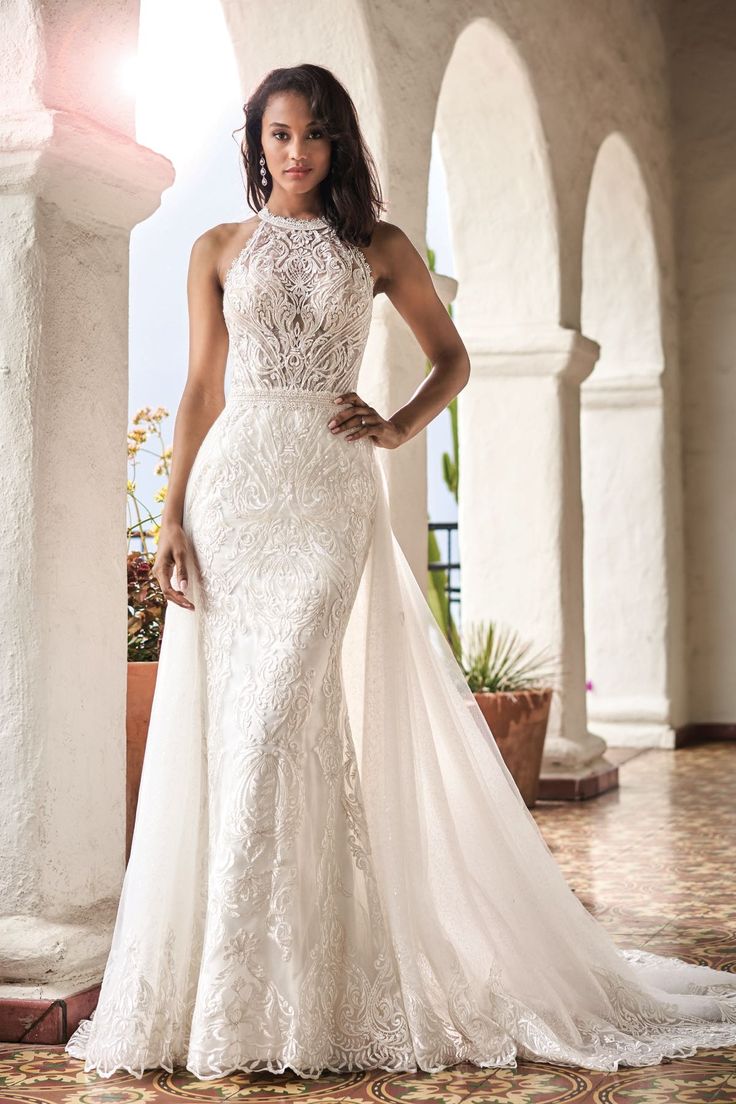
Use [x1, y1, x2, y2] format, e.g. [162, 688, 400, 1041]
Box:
[371, 219, 417, 255]
[192, 217, 261, 289]
[363, 220, 418, 291]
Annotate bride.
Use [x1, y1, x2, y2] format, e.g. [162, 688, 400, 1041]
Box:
[65, 62, 736, 1081]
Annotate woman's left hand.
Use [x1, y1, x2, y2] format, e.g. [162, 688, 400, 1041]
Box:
[327, 391, 407, 449]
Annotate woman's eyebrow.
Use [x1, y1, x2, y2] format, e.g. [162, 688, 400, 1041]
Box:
[268, 121, 320, 127]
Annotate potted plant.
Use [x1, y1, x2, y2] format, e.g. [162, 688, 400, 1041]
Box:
[125, 406, 171, 860]
[460, 620, 558, 807]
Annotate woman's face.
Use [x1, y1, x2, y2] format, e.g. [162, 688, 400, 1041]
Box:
[260, 92, 332, 198]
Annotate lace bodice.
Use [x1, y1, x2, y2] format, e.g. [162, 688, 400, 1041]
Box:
[223, 206, 374, 396]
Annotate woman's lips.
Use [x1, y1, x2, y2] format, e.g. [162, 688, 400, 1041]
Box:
[286, 169, 311, 176]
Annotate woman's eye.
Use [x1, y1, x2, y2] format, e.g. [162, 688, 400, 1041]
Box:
[272, 130, 323, 140]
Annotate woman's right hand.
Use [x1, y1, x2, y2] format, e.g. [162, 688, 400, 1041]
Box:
[152, 523, 200, 611]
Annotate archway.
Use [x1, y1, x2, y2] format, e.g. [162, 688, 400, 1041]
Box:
[432, 19, 606, 776]
[580, 132, 674, 747]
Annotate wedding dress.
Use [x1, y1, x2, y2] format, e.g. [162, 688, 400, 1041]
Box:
[65, 204, 736, 1080]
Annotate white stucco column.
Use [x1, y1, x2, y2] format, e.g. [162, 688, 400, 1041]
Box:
[459, 326, 615, 788]
[0, 109, 173, 995]
[581, 374, 683, 747]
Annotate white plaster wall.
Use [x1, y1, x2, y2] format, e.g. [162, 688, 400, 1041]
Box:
[670, 0, 736, 721]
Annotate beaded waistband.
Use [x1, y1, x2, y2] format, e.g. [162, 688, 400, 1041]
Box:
[227, 387, 349, 406]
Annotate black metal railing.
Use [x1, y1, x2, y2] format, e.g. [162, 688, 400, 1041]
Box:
[428, 521, 461, 623]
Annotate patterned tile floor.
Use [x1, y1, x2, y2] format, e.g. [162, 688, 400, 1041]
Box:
[2, 742, 734, 1103]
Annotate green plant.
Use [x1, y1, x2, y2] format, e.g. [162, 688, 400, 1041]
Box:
[460, 620, 557, 694]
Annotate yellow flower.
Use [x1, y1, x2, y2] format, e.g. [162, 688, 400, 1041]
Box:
[151, 523, 161, 544]
[154, 484, 168, 503]
[127, 479, 136, 493]
[132, 406, 152, 424]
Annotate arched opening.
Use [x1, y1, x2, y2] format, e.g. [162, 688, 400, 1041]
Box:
[434, 20, 559, 332]
[580, 132, 672, 747]
[432, 19, 560, 654]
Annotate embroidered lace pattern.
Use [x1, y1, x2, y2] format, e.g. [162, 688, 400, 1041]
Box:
[222, 205, 374, 399]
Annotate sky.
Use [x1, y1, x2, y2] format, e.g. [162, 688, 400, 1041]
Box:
[128, 0, 458, 539]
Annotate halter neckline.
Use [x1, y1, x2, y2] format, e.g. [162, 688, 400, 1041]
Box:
[258, 206, 329, 230]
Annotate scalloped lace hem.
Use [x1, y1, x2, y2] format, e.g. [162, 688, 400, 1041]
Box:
[64, 1009, 736, 1082]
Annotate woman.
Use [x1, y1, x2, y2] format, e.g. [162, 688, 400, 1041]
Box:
[65, 63, 736, 1081]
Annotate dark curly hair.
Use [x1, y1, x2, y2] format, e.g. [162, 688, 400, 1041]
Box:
[233, 64, 385, 247]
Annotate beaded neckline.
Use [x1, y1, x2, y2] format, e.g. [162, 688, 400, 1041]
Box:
[258, 206, 329, 230]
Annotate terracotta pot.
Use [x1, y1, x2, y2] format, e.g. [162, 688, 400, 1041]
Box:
[126, 661, 159, 863]
[473, 688, 553, 807]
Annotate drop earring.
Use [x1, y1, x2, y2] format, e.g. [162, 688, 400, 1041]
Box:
[259, 154, 268, 187]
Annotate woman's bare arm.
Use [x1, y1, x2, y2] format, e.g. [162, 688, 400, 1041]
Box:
[382, 225, 470, 443]
[161, 232, 229, 527]
[153, 228, 230, 610]
[330, 223, 471, 447]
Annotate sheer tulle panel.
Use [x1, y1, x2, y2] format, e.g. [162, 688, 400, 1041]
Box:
[342, 453, 736, 1071]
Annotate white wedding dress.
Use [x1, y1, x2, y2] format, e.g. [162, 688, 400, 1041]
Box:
[65, 204, 736, 1080]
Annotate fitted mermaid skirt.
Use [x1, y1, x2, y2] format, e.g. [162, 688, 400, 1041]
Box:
[65, 204, 736, 1080]
[182, 391, 400, 1073]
